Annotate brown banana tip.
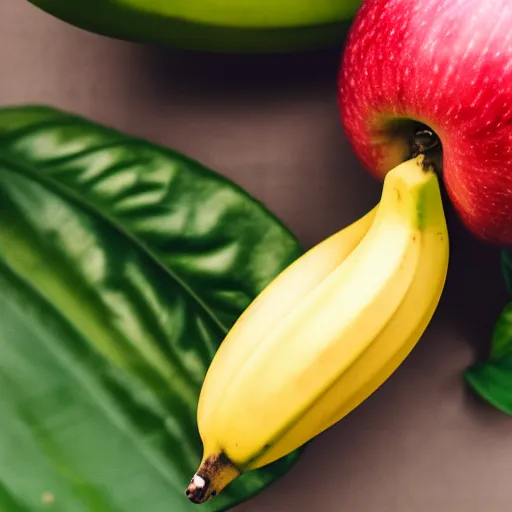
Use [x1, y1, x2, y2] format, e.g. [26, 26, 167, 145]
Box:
[185, 474, 215, 504]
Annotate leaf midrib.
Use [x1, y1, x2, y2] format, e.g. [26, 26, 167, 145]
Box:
[0, 150, 230, 335]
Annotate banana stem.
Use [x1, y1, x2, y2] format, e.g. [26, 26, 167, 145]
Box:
[185, 453, 240, 504]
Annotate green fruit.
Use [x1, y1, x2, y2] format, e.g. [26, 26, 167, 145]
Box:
[27, 0, 362, 53]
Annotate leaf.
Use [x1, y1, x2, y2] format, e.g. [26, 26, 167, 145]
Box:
[465, 250, 512, 415]
[502, 249, 512, 296]
[0, 105, 304, 512]
[488, 303, 512, 360]
[465, 355, 512, 416]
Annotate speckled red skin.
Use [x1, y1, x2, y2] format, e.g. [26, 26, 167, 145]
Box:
[338, 0, 512, 246]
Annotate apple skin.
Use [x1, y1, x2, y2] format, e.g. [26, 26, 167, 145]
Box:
[338, 0, 512, 246]
[27, 0, 362, 53]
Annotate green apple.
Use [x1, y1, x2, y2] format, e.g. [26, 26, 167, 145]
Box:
[27, 0, 362, 53]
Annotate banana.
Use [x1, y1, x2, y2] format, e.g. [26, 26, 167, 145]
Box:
[186, 155, 449, 504]
[197, 204, 377, 432]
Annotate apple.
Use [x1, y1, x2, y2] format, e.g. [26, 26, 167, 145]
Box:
[338, 0, 512, 246]
[27, 0, 362, 53]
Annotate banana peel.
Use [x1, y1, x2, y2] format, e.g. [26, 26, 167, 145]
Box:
[186, 155, 450, 504]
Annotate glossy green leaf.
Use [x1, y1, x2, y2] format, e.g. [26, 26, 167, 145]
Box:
[0, 105, 304, 511]
[465, 249, 512, 415]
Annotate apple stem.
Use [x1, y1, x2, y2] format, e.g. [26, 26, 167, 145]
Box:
[411, 127, 441, 174]
[411, 128, 439, 156]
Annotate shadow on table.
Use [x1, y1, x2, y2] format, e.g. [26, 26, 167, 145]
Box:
[441, 202, 508, 361]
[130, 40, 348, 102]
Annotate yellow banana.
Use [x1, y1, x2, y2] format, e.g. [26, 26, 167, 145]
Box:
[186, 155, 449, 504]
[197, 204, 377, 432]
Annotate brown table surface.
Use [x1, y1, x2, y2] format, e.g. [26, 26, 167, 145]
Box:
[2, 1, 512, 511]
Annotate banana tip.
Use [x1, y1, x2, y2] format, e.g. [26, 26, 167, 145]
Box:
[185, 453, 241, 504]
[185, 474, 216, 504]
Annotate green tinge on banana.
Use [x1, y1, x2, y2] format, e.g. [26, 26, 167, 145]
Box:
[186, 155, 450, 505]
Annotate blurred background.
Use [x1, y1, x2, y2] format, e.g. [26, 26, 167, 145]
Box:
[1, 0, 511, 510]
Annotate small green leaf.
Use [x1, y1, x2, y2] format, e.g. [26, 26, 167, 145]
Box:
[502, 250, 512, 296]
[0, 105, 304, 511]
[465, 249, 512, 416]
[489, 303, 512, 360]
[465, 355, 512, 416]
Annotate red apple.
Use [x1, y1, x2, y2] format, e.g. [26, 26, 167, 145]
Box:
[338, 0, 512, 246]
